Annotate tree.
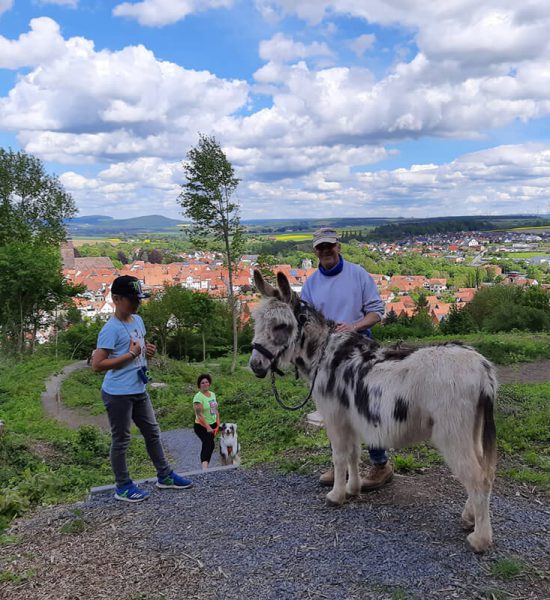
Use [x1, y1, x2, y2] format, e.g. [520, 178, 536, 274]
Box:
[440, 304, 477, 335]
[178, 134, 243, 372]
[0, 149, 78, 352]
[148, 249, 163, 264]
[0, 243, 81, 351]
[0, 148, 76, 245]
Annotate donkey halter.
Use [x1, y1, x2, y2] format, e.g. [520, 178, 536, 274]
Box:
[253, 300, 332, 411]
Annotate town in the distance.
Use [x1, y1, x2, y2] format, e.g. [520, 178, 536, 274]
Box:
[55, 214, 550, 346]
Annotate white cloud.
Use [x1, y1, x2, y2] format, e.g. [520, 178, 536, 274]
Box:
[349, 34, 376, 58]
[0, 21, 249, 162]
[0, 0, 13, 17]
[113, 0, 234, 27]
[259, 33, 333, 63]
[0, 17, 66, 69]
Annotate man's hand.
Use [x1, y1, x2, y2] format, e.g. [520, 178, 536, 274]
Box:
[145, 342, 157, 358]
[335, 322, 356, 333]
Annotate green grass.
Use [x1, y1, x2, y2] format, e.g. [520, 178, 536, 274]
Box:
[402, 332, 550, 365]
[0, 569, 33, 584]
[0, 353, 154, 531]
[491, 557, 525, 579]
[2, 343, 549, 532]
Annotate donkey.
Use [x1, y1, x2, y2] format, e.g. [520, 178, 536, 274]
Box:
[249, 270, 497, 552]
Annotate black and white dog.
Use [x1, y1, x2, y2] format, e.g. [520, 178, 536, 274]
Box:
[219, 423, 241, 466]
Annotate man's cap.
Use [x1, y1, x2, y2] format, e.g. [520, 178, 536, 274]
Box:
[312, 227, 339, 248]
[111, 275, 149, 299]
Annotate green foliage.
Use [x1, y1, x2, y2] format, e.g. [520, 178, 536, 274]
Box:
[0, 355, 153, 531]
[439, 304, 478, 335]
[468, 285, 550, 333]
[178, 133, 243, 372]
[56, 318, 104, 360]
[0, 148, 76, 246]
[0, 243, 81, 352]
[496, 384, 550, 483]
[491, 558, 525, 580]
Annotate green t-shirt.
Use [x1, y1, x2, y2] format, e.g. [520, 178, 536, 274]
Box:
[193, 391, 218, 425]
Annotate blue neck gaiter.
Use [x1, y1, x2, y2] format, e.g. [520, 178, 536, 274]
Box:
[319, 255, 344, 277]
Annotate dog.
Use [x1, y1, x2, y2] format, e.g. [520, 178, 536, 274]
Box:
[219, 423, 241, 466]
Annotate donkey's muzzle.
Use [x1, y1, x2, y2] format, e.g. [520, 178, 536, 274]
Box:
[249, 349, 269, 378]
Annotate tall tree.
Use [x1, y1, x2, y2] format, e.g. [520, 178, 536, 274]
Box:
[178, 134, 243, 372]
[0, 148, 78, 352]
[0, 148, 76, 246]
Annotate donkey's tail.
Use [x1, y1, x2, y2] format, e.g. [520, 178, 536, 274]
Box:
[477, 389, 497, 481]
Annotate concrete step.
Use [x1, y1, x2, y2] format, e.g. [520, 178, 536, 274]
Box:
[89, 464, 238, 497]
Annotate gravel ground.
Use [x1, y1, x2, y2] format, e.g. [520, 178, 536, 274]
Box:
[2, 467, 548, 600]
[161, 427, 222, 471]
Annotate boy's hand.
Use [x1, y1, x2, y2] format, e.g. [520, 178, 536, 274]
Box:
[145, 342, 157, 358]
[129, 339, 142, 356]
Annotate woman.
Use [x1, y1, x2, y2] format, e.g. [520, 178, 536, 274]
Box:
[192, 373, 220, 470]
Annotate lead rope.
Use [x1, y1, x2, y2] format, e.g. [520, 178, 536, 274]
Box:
[270, 330, 332, 411]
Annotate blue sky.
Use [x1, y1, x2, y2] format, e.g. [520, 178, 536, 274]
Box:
[1, 0, 550, 219]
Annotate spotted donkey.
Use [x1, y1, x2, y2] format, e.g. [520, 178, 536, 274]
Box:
[249, 271, 497, 553]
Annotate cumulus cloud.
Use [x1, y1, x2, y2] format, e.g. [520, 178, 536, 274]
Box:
[60, 143, 550, 220]
[0, 0, 13, 17]
[0, 21, 249, 162]
[236, 143, 550, 219]
[60, 157, 183, 217]
[0, 17, 66, 69]
[259, 33, 333, 63]
[349, 34, 376, 58]
[113, 0, 234, 27]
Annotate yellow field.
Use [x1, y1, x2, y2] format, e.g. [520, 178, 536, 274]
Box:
[273, 234, 312, 241]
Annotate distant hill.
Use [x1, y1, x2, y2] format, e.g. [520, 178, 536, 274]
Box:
[67, 214, 187, 236]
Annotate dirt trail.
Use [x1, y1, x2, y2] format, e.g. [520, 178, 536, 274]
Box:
[495, 359, 550, 384]
[41, 361, 109, 430]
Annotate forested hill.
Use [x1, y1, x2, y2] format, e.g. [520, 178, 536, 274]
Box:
[367, 216, 550, 240]
[66, 215, 185, 235]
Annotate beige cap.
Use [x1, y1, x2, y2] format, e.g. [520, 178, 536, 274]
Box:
[312, 227, 338, 248]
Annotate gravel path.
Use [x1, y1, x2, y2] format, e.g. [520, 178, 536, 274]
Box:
[2, 467, 548, 600]
[161, 427, 222, 471]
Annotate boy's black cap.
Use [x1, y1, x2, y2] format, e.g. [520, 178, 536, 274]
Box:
[111, 275, 149, 299]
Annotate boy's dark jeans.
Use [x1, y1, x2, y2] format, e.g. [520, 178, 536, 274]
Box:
[101, 391, 171, 487]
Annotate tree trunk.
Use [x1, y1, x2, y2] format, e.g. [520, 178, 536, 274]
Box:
[202, 329, 206, 363]
[224, 232, 238, 373]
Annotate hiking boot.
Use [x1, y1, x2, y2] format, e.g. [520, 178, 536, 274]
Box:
[319, 468, 334, 487]
[156, 470, 193, 490]
[114, 482, 150, 503]
[360, 463, 394, 491]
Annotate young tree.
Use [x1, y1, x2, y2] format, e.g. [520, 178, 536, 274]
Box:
[0, 148, 76, 245]
[178, 134, 243, 372]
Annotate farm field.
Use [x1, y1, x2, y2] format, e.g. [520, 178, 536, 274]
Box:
[501, 251, 550, 259]
[72, 237, 122, 246]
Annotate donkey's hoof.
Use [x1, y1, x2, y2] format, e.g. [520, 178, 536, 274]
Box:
[325, 491, 345, 506]
[345, 483, 360, 498]
[467, 532, 492, 553]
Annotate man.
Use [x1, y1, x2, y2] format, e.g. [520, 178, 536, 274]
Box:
[92, 275, 193, 502]
[301, 228, 393, 490]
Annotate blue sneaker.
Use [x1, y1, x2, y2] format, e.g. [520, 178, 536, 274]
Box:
[114, 482, 150, 503]
[156, 470, 193, 489]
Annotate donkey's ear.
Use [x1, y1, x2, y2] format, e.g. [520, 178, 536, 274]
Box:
[276, 272, 292, 303]
[253, 269, 277, 297]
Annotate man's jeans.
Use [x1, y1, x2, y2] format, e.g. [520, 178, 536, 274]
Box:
[369, 448, 388, 465]
[101, 391, 171, 487]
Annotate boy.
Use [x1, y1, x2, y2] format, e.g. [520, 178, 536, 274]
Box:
[92, 275, 192, 502]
